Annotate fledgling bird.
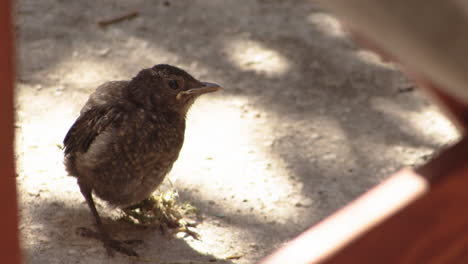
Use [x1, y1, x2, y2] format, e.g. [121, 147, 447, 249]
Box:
[63, 64, 221, 257]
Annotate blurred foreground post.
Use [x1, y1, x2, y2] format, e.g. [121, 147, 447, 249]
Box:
[0, 0, 22, 263]
[260, 1, 468, 263]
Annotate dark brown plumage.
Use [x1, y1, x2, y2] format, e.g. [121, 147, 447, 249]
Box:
[63, 64, 221, 257]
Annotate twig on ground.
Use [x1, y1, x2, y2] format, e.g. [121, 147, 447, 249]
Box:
[98, 11, 139, 27]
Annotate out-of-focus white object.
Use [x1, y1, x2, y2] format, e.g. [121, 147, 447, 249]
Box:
[315, 0, 468, 104]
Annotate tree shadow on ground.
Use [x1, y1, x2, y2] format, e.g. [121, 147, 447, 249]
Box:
[16, 0, 454, 262]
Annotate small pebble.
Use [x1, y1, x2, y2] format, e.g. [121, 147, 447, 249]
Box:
[97, 48, 110, 56]
[27, 190, 40, 197]
[86, 247, 99, 254]
[323, 153, 336, 161]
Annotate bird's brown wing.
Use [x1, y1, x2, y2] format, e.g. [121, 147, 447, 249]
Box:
[80, 81, 129, 114]
[64, 81, 129, 155]
[63, 104, 125, 155]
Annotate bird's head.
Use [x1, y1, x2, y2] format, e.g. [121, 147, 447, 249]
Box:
[127, 64, 222, 115]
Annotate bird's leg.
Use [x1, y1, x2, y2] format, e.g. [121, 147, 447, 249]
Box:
[77, 180, 139, 257]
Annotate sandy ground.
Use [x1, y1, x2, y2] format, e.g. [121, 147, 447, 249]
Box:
[14, 0, 460, 263]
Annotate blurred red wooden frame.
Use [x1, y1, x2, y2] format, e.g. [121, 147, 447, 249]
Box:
[260, 136, 468, 264]
[0, 0, 22, 263]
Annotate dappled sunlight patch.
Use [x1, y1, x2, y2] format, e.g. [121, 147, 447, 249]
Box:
[15, 84, 79, 196]
[57, 59, 121, 88]
[370, 97, 459, 143]
[353, 50, 395, 69]
[307, 12, 347, 38]
[41, 32, 188, 90]
[224, 38, 291, 76]
[171, 95, 311, 222]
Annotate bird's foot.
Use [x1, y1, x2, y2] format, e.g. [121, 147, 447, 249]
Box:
[173, 224, 201, 240]
[75, 227, 142, 257]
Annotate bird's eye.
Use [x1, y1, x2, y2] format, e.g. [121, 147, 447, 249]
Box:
[168, 80, 179, 90]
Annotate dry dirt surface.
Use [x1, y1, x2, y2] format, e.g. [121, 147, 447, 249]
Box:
[15, 0, 460, 263]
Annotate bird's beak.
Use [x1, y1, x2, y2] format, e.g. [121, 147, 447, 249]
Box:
[176, 82, 222, 100]
[191, 82, 222, 95]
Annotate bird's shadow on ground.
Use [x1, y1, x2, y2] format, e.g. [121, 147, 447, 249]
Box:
[23, 199, 235, 264]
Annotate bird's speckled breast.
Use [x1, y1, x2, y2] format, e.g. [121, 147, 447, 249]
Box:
[76, 107, 186, 207]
